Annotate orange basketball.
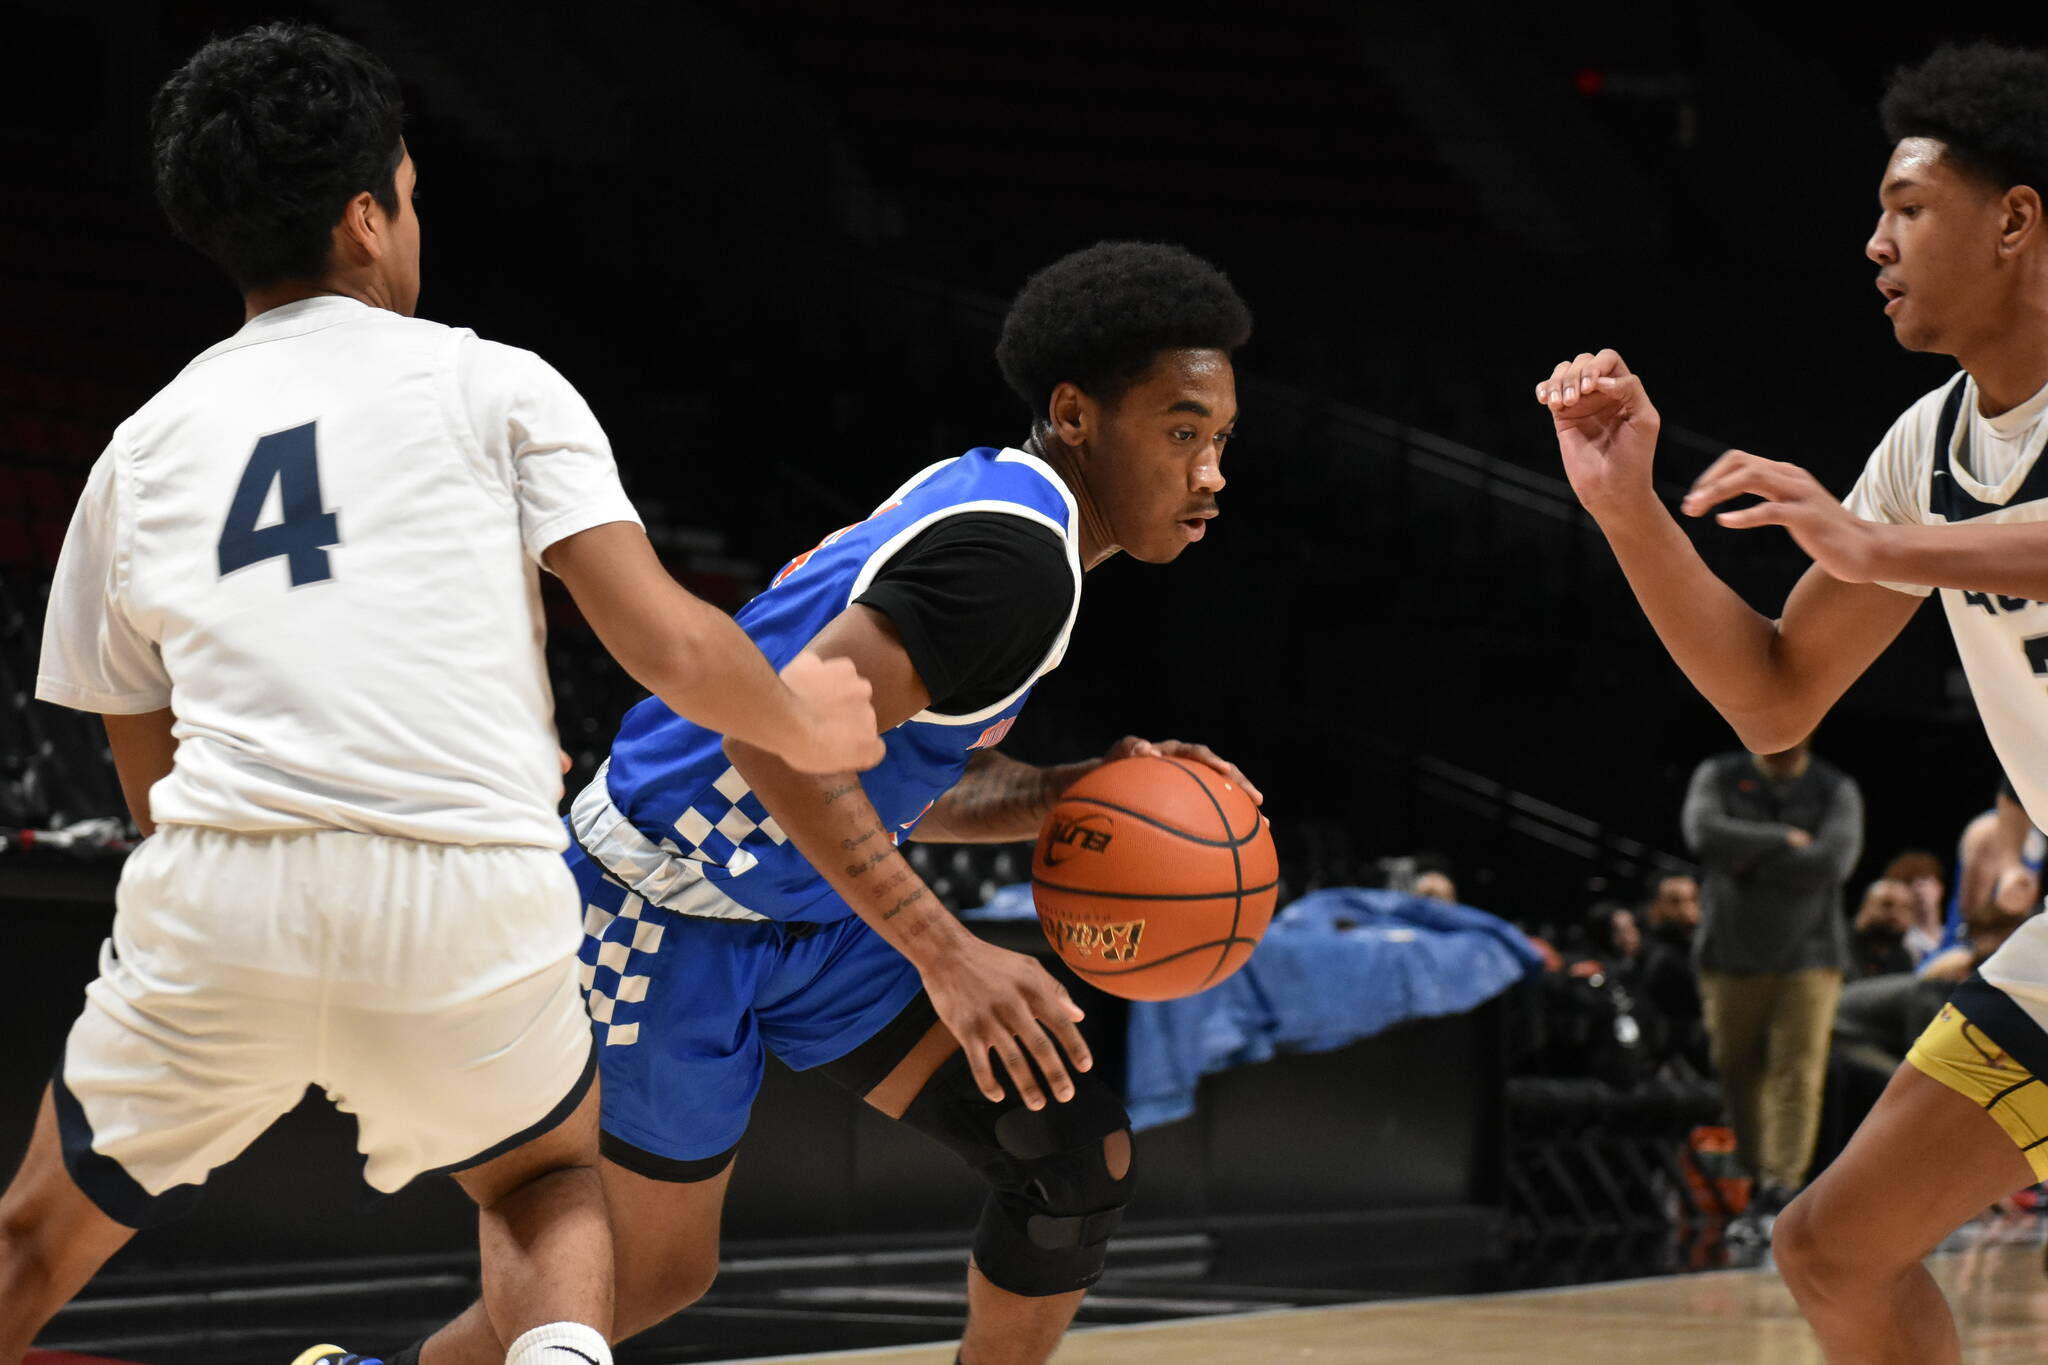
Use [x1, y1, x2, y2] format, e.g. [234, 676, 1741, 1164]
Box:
[1030, 754, 1276, 1001]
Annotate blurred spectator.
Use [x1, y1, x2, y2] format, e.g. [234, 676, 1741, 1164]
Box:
[1929, 780, 2044, 965]
[1638, 873, 1707, 1074]
[1413, 869, 1458, 903]
[1880, 849, 1946, 965]
[1545, 906, 1655, 1089]
[1849, 879, 1918, 980]
[1576, 901, 1641, 973]
[1918, 880, 2039, 985]
[1681, 736, 1862, 1224]
[1825, 842, 2024, 1159]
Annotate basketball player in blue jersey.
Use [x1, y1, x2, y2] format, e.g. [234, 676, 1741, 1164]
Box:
[1539, 43, 2048, 1365]
[399, 243, 1258, 1365]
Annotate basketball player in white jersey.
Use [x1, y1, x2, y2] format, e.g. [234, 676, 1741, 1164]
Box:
[1537, 42, 2048, 1365]
[0, 23, 880, 1365]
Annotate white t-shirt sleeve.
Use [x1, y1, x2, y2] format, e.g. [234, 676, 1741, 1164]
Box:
[1841, 403, 1936, 598]
[35, 448, 174, 713]
[458, 336, 643, 563]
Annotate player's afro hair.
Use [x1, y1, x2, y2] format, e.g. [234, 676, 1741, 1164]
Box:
[152, 22, 404, 291]
[1881, 41, 2048, 197]
[995, 242, 1252, 416]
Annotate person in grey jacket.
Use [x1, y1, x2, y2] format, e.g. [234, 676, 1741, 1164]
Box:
[1681, 736, 1863, 1223]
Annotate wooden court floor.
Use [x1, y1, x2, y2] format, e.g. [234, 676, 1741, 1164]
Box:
[722, 1236, 2048, 1365]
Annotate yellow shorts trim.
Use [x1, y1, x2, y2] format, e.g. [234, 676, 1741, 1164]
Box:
[1907, 1001, 2048, 1183]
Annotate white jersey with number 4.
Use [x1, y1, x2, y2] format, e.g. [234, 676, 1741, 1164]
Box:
[35, 295, 641, 849]
[1844, 370, 2048, 1023]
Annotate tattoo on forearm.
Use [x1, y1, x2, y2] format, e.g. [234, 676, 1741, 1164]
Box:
[844, 845, 892, 878]
[881, 887, 929, 921]
[841, 828, 878, 851]
[875, 868, 908, 895]
[822, 782, 858, 804]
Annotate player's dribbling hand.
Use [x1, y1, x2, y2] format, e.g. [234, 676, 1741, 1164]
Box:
[1535, 349, 1661, 517]
[921, 937, 1091, 1108]
[1101, 736, 1264, 806]
[776, 651, 887, 773]
[1680, 450, 1882, 583]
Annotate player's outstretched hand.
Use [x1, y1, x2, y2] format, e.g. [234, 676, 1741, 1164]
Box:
[1103, 735, 1264, 805]
[1535, 349, 1661, 517]
[776, 651, 886, 774]
[921, 936, 1091, 1108]
[1680, 450, 1882, 583]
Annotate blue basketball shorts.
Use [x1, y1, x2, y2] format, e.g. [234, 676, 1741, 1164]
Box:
[569, 840, 926, 1164]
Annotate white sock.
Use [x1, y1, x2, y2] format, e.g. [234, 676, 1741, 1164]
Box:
[504, 1321, 612, 1365]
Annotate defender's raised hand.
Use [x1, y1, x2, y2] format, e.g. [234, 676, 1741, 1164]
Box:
[1681, 450, 1882, 584]
[1534, 349, 1662, 517]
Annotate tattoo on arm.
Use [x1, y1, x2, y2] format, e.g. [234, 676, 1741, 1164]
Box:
[881, 887, 930, 921]
[822, 782, 858, 804]
[844, 845, 892, 878]
[841, 828, 879, 851]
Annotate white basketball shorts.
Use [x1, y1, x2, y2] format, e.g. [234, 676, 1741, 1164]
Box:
[52, 825, 596, 1226]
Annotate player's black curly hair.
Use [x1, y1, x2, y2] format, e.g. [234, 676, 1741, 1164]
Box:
[152, 22, 404, 290]
[995, 242, 1252, 416]
[1881, 41, 2048, 196]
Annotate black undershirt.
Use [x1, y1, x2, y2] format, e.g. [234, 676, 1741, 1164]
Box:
[854, 513, 1074, 715]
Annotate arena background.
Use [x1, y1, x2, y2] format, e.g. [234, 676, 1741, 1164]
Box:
[7, 2, 2048, 1360]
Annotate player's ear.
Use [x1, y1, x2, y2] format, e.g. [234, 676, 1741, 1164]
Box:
[2001, 184, 2042, 256]
[1046, 381, 1091, 451]
[331, 189, 384, 268]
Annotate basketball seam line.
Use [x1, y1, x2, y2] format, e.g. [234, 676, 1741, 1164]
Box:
[1157, 756, 1247, 989]
[1030, 877, 1281, 902]
[1057, 795, 1265, 849]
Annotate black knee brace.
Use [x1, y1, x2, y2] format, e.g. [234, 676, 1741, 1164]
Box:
[899, 1048, 1135, 1297]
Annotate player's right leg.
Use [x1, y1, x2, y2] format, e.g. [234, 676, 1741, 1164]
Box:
[412, 1144, 737, 1365]
[308, 832, 626, 1365]
[403, 858, 772, 1364]
[1773, 993, 2042, 1364]
[445, 1084, 612, 1359]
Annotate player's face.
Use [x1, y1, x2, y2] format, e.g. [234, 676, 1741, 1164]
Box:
[379, 146, 423, 316]
[1092, 348, 1238, 564]
[1867, 138, 2014, 355]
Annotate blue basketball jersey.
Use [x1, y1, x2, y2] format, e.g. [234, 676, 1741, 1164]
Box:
[569, 447, 1082, 923]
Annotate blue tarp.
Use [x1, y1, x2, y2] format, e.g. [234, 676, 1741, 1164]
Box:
[965, 885, 1545, 1130]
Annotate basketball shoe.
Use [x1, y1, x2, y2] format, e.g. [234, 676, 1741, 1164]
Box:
[290, 1348, 384, 1365]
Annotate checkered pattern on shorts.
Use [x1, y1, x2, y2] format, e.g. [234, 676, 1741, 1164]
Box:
[578, 888, 663, 1049]
[668, 765, 789, 879]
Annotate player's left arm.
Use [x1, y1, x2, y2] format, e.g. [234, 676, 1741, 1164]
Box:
[102, 708, 177, 837]
[1686, 450, 2048, 599]
[911, 738, 1264, 844]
